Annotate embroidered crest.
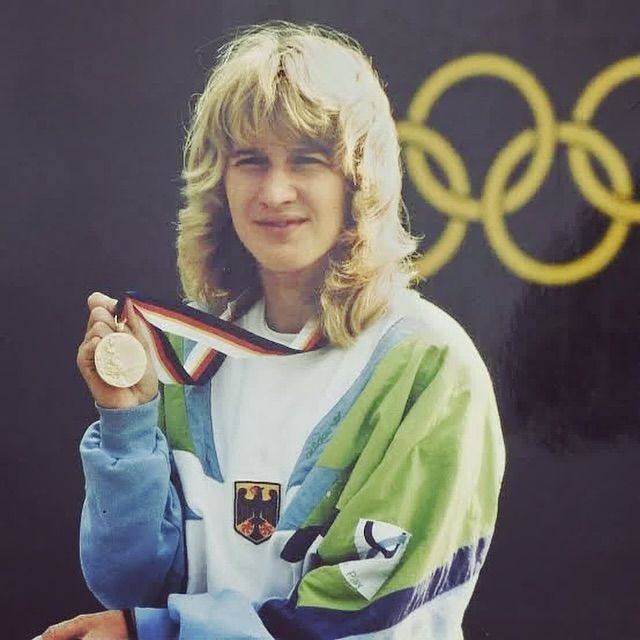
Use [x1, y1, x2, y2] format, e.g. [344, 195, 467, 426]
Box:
[234, 481, 281, 545]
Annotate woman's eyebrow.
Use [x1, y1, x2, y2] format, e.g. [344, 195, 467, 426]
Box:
[229, 147, 263, 157]
[291, 143, 332, 155]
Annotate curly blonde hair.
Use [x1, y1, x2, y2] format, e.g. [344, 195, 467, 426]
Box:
[177, 21, 418, 347]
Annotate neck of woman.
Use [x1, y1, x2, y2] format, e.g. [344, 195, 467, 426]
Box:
[259, 261, 326, 333]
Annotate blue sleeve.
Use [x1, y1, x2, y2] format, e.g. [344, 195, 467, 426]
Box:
[135, 592, 273, 640]
[79, 394, 185, 609]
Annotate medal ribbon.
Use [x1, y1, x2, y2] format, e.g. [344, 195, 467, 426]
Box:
[115, 291, 324, 386]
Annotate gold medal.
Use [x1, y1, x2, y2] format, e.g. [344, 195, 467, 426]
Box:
[94, 317, 147, 388]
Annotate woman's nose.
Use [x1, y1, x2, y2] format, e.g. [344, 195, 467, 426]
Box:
[258, 167, 297, 209]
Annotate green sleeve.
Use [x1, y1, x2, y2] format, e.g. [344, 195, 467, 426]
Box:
[295, 336, 505, 612]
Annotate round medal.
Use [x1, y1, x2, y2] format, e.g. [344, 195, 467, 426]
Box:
[94, 331, 147, 388]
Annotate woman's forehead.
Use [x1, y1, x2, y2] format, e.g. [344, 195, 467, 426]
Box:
[229, 133, 333, 155]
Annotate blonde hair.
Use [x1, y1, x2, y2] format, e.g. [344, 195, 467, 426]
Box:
[177, 21, 418, 347]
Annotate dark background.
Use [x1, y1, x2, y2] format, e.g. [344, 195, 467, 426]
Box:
[2, 1, 639, 638]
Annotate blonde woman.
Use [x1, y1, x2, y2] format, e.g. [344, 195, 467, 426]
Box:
[41, 22, 504, 640]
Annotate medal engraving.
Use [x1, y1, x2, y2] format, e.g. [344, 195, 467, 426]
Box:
[94, 332, 147, 388]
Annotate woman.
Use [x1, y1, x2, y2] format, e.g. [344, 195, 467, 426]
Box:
[42, 22, 504, 640]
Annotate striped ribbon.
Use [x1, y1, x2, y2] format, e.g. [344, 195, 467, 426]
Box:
[115, 291, 324, 385]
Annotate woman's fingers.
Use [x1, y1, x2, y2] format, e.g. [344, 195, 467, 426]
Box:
[86, 295, 119, 332]
[41, 614, 89, 639]
[85, 321, 115, 343]
[78, 291, 159, 408]
[87, 291, 117, 314]
[86, 306, 116, 333]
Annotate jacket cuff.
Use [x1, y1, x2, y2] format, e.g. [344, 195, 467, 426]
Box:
[134, 607, 177, 640]
[96, 394, 160, 457]
[123, 609, 137, 639]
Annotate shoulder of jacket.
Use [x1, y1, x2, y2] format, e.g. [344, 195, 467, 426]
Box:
[390, 289, 492, 388]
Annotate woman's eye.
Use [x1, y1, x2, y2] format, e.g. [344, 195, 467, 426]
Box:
[236, 156, 265, 166]
[294, 155, 325, 165]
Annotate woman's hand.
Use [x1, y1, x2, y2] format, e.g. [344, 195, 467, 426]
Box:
[40, 610, 130, 639]
[76, 291, 159, 409]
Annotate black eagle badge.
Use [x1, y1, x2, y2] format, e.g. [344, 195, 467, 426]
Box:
[234, 481, 281, 545]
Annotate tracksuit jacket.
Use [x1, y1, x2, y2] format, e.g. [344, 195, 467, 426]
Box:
[79, 290, 505, 639]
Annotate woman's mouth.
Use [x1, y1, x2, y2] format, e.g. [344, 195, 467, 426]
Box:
[255, 218, 308, 228]
[254, 218, 308, 240]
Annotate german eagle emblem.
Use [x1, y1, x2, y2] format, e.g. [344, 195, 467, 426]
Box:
[234, 481, 281, 544]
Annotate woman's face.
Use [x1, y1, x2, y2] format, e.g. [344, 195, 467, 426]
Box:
[223, 136, 348, 278]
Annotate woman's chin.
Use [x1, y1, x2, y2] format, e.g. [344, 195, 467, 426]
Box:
[256, 253, 329, 279]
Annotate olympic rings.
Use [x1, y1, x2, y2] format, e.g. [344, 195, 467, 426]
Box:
[395, 121, 468, 277]
[404, 54, 556, 221]
[569, 57, 640, 223]
[398, 53, 640, 285]
[483, 123, 631, 285]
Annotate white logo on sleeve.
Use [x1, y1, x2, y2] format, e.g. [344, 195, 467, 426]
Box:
[340, 519, 411, 600]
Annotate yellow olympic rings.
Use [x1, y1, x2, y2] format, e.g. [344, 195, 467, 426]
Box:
[403, 54, 556, 221]
[569, 57, 640, 222]
[483, 122, 631, 285]
[398, 53, 640, 285]
[396, 121, 468, 277]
